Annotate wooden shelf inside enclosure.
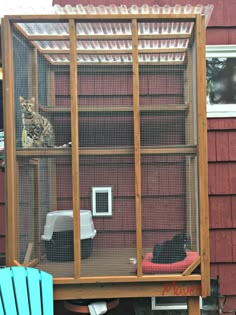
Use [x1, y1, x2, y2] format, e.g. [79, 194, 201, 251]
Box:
[40, 104, 189, 113]
[16, 145, 197, 157]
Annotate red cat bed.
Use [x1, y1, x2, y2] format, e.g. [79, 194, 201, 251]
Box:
[142, 251, 199, 274]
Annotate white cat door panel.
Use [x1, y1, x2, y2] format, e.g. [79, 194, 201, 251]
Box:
[92, 187, 112, 217]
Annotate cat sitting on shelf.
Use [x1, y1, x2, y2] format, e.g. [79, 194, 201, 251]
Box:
[152, 233, 187, 264]
[20, 96, 55, 148]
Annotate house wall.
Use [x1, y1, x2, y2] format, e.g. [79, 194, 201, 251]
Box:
[0, 0, 236, 312]
[208, 119, 236, 311]
[206, 0, 236, 311]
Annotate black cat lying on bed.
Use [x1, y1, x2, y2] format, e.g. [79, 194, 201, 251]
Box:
[152, 233, 187, 264]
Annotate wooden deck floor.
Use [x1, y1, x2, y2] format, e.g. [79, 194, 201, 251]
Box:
[37, 248, 139, 278]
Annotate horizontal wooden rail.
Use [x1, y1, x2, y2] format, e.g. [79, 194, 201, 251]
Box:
[27, 33, 191, 41]
[53, 274, 201, 285]
[40, 48, 186, 54]
[40, 104, 189, 113]
[16, 145, 197, 157]
[53, 279, 201, 300]
[7, 14, 197, 22]
[141, 146, 197, 155]
[52, 61, 185, 66]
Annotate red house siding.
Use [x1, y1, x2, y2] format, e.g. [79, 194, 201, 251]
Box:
[208, 119, 236, 307]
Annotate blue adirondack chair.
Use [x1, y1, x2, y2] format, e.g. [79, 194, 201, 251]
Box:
[0, 266, 53, 315]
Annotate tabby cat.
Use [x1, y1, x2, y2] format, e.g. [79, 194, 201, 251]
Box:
[20, 96, 55, 148]
[152, 233, 187, 264]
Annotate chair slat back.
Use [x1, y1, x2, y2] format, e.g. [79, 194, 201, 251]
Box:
[0, 267, 53, 315]
[27, 267, 43, 315]
[11, 267, 30, 315]
[0, 298, 4, 315]
[40, 271, 54, 315]
[0, 268, 18, 315]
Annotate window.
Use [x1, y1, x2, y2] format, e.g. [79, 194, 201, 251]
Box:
[151, 297, 203, 311]
[92, 187, 112, 216]
[206, 45, 236, 117]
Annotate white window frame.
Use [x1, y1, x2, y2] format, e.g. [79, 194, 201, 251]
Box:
[151, 297, 203, 310]
[206, 45, 236, 118]
[92, 187, 112, 217]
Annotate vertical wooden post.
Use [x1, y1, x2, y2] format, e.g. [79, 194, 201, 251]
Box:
[2, 17, 18, 265]
[47, 69, 57, 211]
[132, 19, 142, 277]
[188, 297, 200, 315]
[185, 157, 198, 252]
[185, 48, 197, 251]
[31, 48, 38, 109]
[196, 14, 210, 297]
[69, 18, 80, 278]
[31, 48, 41, 259]
[47, 68, 56, 107]
[185, 49, 194, 145]
[32, 162, 40, 260]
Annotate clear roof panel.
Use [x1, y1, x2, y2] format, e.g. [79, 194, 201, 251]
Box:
[2, 3, 213, 18]
[13, 4, 213, 65]
[35, 39, 189, 51]
[53, 4, 213, 25]
[18, 23, 69, 35]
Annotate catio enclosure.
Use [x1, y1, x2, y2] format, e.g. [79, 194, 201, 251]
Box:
[3, 5, 212, 301]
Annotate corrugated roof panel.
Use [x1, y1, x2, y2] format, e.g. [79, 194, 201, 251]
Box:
[75, 22, 194, 36]
[17, 21, 194, 39]
[35, 39, 189, 51]
[46, 52, 185, 64]
[34, 41, 70, 49]
[47, 54, 70, 63]
[79, 22, 131, 35]
[14, 4, 213, 64]
[53, 3, 213, 23]
[5, 4, 213, 26]
[18, 23, 69, 35]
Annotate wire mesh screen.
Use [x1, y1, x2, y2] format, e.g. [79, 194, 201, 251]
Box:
[80, 156, 136, 276]
[13, 23, 74, 276]
[17, 160, 40, 264]
[77, 29, 137, 276]
[139, 27, 199, 273]
[13, 28, 32, 144]
[38, 156, 74, 277]
[141, 154, 199, 270]
[139, 64, 186, 147]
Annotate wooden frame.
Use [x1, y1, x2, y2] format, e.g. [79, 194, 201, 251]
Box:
[2, 13, 209, 306]
[132, 18, 143, 278]
[196, 15, 210, 297]
[69, 18, 80, 278]
[2, 17, 18, 266]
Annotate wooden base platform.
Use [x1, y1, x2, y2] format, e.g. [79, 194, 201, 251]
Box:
[37, 247, 199, 278]
[38, 248, 138, 277]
